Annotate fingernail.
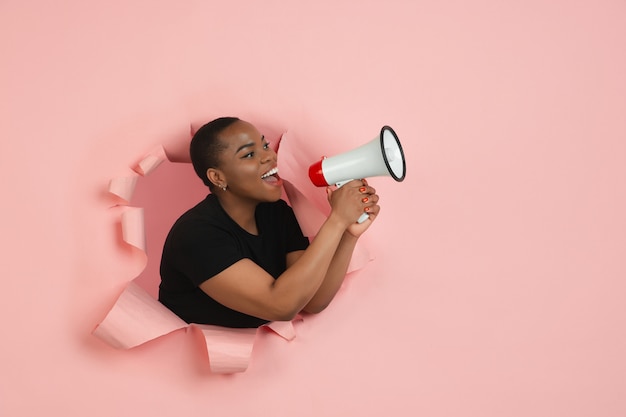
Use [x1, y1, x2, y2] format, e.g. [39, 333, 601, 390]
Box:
[364, 207, 370, 212]
[359, 187, 366, 193]
[362, 197, 369, 203]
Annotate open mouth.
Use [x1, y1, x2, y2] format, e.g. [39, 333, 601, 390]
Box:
[261, 167, 280, 184]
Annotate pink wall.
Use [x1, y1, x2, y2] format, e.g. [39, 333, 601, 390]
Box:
[2, 0, 625, 415]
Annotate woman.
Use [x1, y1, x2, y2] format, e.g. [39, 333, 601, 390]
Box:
[159, 117, 380, 328]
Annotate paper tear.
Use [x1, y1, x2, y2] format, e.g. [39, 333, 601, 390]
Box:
[94, 282, 301, 373]
[108, 176, 138, 203]
[265, 317, 301, 341]
[108, 146, 168, 205]
[94, 128, 372, 373]
[134, 146, 167, 176]
[278, 130, 373, 273]
[121, 207, 146, 251]
[193, 325, 258, 373]
[93, 282, 188, 349]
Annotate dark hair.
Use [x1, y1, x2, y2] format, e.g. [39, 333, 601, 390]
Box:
[190, 117, 240, 190]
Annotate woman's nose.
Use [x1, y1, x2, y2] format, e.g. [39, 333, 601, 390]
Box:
[262, 147, 277, 162]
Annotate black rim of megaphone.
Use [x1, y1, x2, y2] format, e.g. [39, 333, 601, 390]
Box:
[380, 125, 406, 182]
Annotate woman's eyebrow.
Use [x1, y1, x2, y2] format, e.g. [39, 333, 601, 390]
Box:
[235, 136, 265, 154]
[235, 143, 255, 154]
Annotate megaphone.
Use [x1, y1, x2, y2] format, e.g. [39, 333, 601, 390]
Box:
[308, 125, 406, 223]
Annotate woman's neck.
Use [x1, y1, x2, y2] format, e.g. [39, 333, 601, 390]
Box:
[217, 194, 259, 235]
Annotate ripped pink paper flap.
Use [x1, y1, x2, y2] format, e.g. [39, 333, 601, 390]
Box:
[107, 146, 168, 204]
[277, 131, 331, 227]
[193, 320, 300, 373]
[121, 207, 146, 252]
[108, 176, 137, 204]
[93, 281, 188, 349]
[94, 282, 300, 373]
[278, 130, 372, 272]
[94, 129, 372, 373]
[265, 318, 299, 341]
[134, 146, 167, 176]
[192, 325, 258, 374]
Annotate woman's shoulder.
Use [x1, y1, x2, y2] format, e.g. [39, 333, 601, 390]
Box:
[171, 194, 226, 231]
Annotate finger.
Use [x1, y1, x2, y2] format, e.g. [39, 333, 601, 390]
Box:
[363, 204, 380, 216]
[358, 185, 376, 195]
[361, 193, 379, 206]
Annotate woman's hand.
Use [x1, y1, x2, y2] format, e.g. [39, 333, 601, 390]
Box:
[326, 179, 380, 238]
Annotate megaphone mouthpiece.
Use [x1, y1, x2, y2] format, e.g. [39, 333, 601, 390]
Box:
[308, 159, 329, 187]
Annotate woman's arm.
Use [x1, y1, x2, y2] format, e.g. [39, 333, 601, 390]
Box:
[199, 180, 377, 322]
[290, 183, 380, 314]
[298, 232, 358, 314]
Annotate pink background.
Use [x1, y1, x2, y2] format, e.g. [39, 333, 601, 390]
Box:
[2, 1, 625, 416]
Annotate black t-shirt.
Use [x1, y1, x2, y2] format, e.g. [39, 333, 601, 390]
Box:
[158, 194, 310, 328]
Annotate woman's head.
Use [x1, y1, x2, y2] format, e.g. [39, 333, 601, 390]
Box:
[190, 117, 240, 191]
[190, 117, 283, 201]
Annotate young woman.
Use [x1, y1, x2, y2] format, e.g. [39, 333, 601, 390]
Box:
[159, 117, 380, 328]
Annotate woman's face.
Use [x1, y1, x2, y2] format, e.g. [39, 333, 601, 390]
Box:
[212, 120, 283, 202]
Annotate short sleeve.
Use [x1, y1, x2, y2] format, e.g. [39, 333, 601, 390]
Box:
[170, 223, 244, 287]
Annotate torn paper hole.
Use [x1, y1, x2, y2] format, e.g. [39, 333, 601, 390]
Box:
[93, 131, 372, 373]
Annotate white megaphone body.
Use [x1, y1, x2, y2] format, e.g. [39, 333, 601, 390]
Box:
[308, 125, 406, 223]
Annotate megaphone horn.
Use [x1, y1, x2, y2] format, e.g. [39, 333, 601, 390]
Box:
[308, 125, 406, 187]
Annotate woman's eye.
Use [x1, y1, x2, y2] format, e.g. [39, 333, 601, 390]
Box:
[263, 142, 270, 150]
[243, 152, 254, 158]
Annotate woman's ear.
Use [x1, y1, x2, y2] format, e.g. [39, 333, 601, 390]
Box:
[206, 168, 225, 189]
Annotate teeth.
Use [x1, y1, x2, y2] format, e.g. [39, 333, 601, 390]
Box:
[261, 167, 278, 179]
